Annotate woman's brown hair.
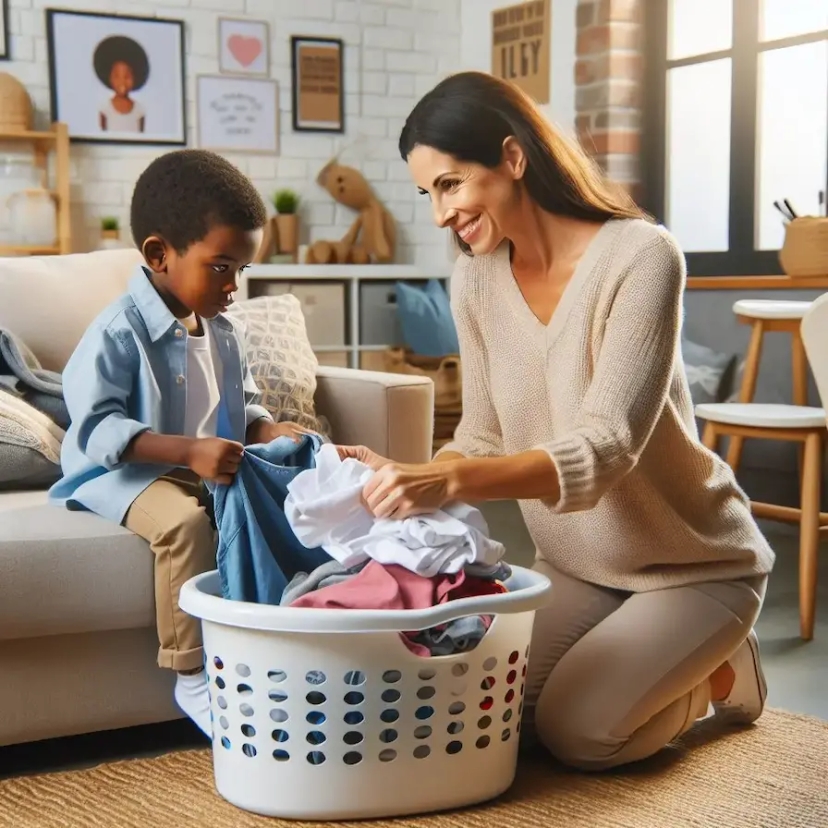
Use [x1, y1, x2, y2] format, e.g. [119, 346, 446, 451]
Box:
[398, 71, 646, 254]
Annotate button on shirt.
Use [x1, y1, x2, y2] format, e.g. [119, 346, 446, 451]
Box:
[49, 265, 271, 524]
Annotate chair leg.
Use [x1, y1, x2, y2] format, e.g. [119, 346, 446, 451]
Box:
[798, 431, 822, 641]
[701, 422, 718, 452]
[792, 330, 810, 492]
[728, 320, 765, 472]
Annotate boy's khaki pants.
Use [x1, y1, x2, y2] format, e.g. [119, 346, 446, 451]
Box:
[123, 470, 216, 672]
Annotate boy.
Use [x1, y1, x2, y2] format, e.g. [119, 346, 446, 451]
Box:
[50, 150, 306, 734]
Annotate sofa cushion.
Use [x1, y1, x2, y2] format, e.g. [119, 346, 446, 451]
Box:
[0, 248, 143, 372]
[226, 294, 327, 434]
[0, 503, 155, 641]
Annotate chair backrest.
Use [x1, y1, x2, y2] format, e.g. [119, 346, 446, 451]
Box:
[801, 293, 828, 414]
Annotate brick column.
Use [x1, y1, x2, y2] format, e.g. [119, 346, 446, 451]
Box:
[574, 0, 643, 198]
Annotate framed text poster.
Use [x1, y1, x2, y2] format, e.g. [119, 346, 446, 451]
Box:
[490, 0, 551, 104]
[291, 36, 344, 133]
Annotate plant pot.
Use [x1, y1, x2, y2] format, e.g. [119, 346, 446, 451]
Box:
[274, 214, 298, 255]
[101, 229, 119, 241]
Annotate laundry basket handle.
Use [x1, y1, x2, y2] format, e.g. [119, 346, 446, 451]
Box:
[180, 567, 552, 635]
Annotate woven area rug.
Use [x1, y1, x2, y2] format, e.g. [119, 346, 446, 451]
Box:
[2, 708, 826, 828]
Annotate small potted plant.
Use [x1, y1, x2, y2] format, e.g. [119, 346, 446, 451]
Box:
[272, 189, 300, 255]
[101, 216, 119, 241]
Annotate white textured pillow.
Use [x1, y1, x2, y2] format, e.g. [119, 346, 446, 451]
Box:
[225, 295, 327, 435]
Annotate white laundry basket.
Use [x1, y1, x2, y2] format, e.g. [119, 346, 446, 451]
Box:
[179, 566, 552, 822]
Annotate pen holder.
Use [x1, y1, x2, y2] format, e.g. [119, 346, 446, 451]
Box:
[779, 217, 828, 278]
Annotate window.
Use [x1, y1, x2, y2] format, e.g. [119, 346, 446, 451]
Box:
[642, 0, 828, 275]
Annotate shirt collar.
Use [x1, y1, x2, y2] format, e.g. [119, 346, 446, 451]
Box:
[128, 265, 179, 343]
[127, 265, 234, 342]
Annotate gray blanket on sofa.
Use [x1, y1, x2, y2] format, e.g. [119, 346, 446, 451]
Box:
[0, 327, 69, 429]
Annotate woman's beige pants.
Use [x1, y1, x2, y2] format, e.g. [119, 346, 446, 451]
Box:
[523, 560, 767, 770]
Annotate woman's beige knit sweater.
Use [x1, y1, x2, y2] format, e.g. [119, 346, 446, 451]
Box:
[438, 218, 775, 591]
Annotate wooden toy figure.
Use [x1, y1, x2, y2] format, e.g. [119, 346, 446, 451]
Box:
[306, 159, 397, 264]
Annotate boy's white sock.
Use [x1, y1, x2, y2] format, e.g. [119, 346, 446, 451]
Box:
[175, 670, 211, 736]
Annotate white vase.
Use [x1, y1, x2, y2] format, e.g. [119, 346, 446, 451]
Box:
[7, 187, 57, 247]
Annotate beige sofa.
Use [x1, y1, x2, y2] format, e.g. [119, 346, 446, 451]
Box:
[0, 249, 434, 748]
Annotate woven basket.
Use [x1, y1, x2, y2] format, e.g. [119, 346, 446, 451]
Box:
[383, 348, 462, 450]
[0, 73, 33, 132]
[779, 217, 828, 278]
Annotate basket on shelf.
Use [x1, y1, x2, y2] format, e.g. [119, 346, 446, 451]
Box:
[383, 348, 462, 451]
[0, 74, 33, 132]
[779, 217, 828, 278]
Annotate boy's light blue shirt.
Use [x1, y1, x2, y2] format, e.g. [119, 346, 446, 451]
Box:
[49, 265, 271, 525]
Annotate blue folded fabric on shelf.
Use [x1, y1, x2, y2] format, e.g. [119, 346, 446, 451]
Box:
[212, 434, 331, 605]
[394, 279, 459, 357]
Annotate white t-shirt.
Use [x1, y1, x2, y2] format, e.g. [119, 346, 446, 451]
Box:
[181, 319, 222, 440]
[100, 98, 146, 133]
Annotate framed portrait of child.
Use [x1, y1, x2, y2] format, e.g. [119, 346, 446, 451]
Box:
[46, 10, 187, 146]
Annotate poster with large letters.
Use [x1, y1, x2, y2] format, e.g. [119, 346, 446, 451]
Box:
[490, 0, 551, 104]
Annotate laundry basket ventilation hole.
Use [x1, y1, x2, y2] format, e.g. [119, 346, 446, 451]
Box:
[207, 652, 530, 769]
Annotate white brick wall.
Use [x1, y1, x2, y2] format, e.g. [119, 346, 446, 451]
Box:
[3, 0, 461, 264]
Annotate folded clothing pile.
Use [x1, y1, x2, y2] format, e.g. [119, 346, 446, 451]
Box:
[0, 328, 69, 490]
[214, 439, 509, 656]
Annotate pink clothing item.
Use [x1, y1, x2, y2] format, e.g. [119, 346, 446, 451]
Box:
[288, 561, 505, 656]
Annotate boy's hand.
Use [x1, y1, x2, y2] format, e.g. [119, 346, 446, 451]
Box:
[186, 438, 244, 485]
[246, 418, 316, 445]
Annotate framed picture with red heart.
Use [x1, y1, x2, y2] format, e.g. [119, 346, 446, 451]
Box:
[218, 17, 269, 77]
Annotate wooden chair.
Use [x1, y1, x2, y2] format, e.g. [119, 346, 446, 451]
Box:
[725, 299, 813, 473]
[695, 294, 828, 641]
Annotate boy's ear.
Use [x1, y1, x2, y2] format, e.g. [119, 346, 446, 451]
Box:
[142, 236, 168, 272]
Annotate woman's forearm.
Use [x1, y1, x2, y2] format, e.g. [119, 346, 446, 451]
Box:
[445, 450, 560, 504]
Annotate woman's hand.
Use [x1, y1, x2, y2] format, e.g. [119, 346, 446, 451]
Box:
[247, 418, 315, 445]
[362, 462, 455, 520]
[336, 445, 456, 519]
[335, 444, 392, 471]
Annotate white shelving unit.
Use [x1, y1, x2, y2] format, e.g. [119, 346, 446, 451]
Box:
[242, 263, 451, 370]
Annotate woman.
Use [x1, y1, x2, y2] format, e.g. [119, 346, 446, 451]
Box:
[338, 72, 775, 771]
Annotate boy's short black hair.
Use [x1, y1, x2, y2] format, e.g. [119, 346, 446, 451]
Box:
[93, 36, 150, 91]
[130, 150, 267, 252]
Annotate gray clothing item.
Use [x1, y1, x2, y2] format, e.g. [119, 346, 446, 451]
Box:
[280, 559, 366, 605]
[408, 615, 489, 656]
[0, 328, 68, 428]
[466, 561, 512, 582]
